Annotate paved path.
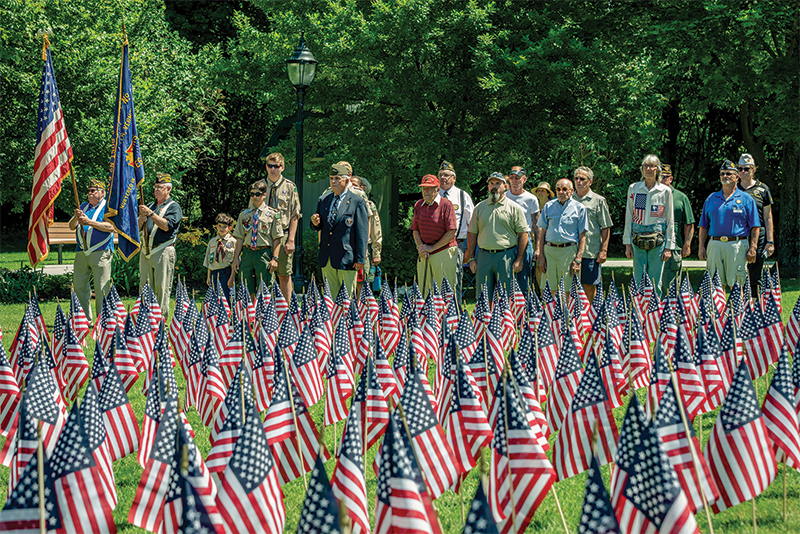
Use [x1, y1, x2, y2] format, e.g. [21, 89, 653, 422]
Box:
[603, 259, 706, 268]
[41, 264, 74, 275]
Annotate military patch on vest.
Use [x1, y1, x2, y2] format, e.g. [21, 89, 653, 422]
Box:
[453, 204, 460, 211]
[345, 216, 353, 227]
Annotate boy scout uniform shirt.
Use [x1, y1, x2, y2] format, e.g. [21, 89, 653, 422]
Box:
[265, 176, 301, 231]
[233, 204, 284, 246]
[572, 191, 612, 258]
[204, 234, 237, 270]
[469, 196, 530, 250]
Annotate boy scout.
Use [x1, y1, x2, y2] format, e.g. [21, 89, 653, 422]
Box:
[231, 181, 284, 298]
[204, 213, 236, 304]
[263, 152, 301, 300]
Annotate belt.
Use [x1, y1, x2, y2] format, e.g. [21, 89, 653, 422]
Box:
[711, 236, 747, 242]
[248, 245, 271, 251]
[546, 242, 575, 248]
[483, 246, 515, 254]
[456, 239, 465, 244]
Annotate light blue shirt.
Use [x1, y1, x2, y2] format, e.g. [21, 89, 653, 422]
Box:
[536, 197, 588, 244]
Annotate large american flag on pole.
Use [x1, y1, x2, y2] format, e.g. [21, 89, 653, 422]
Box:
[28, 39, 72, 266]
[705, 360, 778, 512]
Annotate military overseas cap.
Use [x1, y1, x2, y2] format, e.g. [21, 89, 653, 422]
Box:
[419, 174, 440, 188]
[88, 178, 106, 190]
[720, 159, 737, 171]
[155, 172, 172, 184]
[509, 167, 527, 176]
[738, 153, 756, 166]
[660, 163, 673, 176]
[486, 172, 507, 184]
[336, 160, 353, 174]
[439, 160, 455, 173]
[330, 163, 351, 177]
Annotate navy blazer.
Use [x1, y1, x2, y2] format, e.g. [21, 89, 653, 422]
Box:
[312, 189, 369, 270]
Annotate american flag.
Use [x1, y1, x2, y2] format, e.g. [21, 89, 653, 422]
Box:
[51, 403, 117, 533]
[59, 319, 89, 403]
[178, 475, 224, 534]
[0, 436, 61, 532]
[277, 304, 300, 362]
[311, 298, 332, 372]
[569, 274, 591, 333]
[762, 344, 800, 469]
[208, 364, 252, 472]
[503, 351, 550, 449]
[485, 305, 506, 373]
[553, 352, 618, 480]
[705, 360, 778, 512]
[488, 373, 555, 534]
[356, 319, 376, 378]
[23, 357, 66, 458]
[410, 314, 428, 376]
[138, 365, 168, 468]
[98, 360, 140, 462]
[719, 312, 741, 387]
[374, 334, 399, 405]
[420, 295, 440, 365]
[434, 335, 457, 423]
[650, 203, 665, 218]
[454, 309, 479, 363]
[251, 329, 273, 411]
[181, 321, 204, 409]
[289, 324, 323, 408]
[324, 328, 354, 426]
[374, 411, 442, 534]
[353, 356, 390, 450]
[579, 453, 622, 534]
[28, 43, 72, 266]
[467, 337, 499, 413]
[536, 313, 559, 389]
[379, 289, 401, 356]
[711, 269, 727, 317]
[3, 394, 38, 498]
[218, 317, 244, 389]
[643, 289, 662, 347]
[659, 299, 679, 355]
[10, 316, 36, 385]
[392, 325, 411, 391]
[331, 396, 369, 534]
[297, 453, 342, 534]
[694, 324, 727, 411]
[625, 299, 651, 390]
[198, 330, 226, 428]
[288, 290, 304, 333]
[0, 344, 20, 436]
[92, 295, 117, 357]
[647, 339, 672, 419]
[464, 479, 500, 534]
[446, 351, 493, 475]
[413, 280, 425, 316]
[545, 329, 583, 433]
[52, 303, 67, 367]
[617, 418, 700, 534]
[260, 296, 280, 357]
[674, 325, 708, 419]
[515, 325, 546, 404]
[80, 384, 117, 510]
[631, 192, 647, 225]
[473, 285, 491, 341]
[680, 275, 698, 328]
[599, 335, 626, 409]
[332, 281, 351, 329]
[741, 302, 779, 380]
[348, 301, 367, 374]
[654, 380, 719, 513]
[786, 297, 800, 357]
[114, 320, 141, 392]
[610, 395, 647, 508]
[216, 401, 285, 534]
[396, 367, 462, 498]
[69, 290, 90, 345]
[132, 301, 156, 376]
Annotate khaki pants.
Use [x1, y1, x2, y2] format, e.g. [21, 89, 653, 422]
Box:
[276, 233, 293, 277]
[322, 260, 358, 300]
[543, 243, 576, 295]
[73, 249, 112, 322]
[707, 240, 748, 288]
[417, 246, 459, 299]
[140, 245, 176, 318]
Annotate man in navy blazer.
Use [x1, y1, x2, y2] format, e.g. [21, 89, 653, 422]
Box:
[310, 163, 369, 297]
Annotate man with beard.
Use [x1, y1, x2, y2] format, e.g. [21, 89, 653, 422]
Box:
[463, 172, 529, 300]
[534, 178, 588, 295]
[698, 159, 759, 290]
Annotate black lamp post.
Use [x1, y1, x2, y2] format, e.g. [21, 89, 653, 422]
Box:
[286, 32, 317, 294]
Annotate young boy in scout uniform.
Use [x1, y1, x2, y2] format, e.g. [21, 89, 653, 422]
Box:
[263, 152, 301, 301]
[231, 181, 284, 299]
[204, 213, 236, 304]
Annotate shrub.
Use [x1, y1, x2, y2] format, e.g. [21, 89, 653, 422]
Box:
[175, 226, 211, 292]
[0, 267, 72, 303]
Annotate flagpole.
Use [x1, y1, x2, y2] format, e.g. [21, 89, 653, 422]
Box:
[783, 463, 787, 521]
[364, 353, 370, 470]
[666, 358, 715, 534]
[500, 368, 518, 533]
[37, 420, 45, 534]
[281, 345, 307, 490]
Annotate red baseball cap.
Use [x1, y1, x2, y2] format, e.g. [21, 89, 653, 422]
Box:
[418, 174, 440, 187]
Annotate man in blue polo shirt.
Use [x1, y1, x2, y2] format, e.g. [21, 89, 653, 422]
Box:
[698, 159, 759, 289]
[534, 178, 588, 295]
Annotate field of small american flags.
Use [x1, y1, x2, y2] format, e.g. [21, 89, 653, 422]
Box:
[0, 267, 799, 533]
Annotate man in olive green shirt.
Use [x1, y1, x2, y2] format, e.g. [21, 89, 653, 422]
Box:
[660, 164, 695, 295]
[464, 172, 529, 300]
[572, 166, 612, 303]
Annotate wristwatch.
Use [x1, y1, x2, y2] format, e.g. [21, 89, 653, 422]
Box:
[272, 256, 279, 261]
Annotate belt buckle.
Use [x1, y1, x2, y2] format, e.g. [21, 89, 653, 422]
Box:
[720, 236, 728, 243]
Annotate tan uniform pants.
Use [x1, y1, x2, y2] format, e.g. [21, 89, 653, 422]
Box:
[73, 249, 112, 322]
[322, 261, 358, 301]
[139, 245, 176, 318]
[417, 246, 459, 299]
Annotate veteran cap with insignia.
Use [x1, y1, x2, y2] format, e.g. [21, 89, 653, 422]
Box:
[719, 159, 737, 171]
[336, 161, 353, 174]
[487, 172, 507, 184]
[155, 172, 172, 184]
[330, 163, 351, 177]
[88, 178, 106, 190]
[439, 160, 455, 173]
[738, 153, 756, 166]
[660, 163, 672, 176]
[419, 174, 440, 187]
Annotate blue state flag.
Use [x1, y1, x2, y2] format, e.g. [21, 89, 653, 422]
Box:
[105, 40, 144, 261]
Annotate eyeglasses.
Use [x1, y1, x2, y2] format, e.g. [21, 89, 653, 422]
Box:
[88, 188, 99, 193]
[737, 167, 753, 172]
[154, 185, 169, 190]
[574, 176, 589, 182]
[267, 164, 281, 169]
[250, 191, 264, 197]
[720, 172, 736, 177]
[643, 164, 658, 169]
[555, 187, 572, 192]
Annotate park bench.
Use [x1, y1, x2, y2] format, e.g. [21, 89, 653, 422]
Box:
[48, 222, 118, 264]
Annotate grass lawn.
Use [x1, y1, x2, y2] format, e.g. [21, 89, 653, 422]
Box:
[0, 267, 798, 533]
[0, 249, 76, 270]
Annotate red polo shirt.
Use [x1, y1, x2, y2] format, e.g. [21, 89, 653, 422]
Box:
[411, 196, 458, 254]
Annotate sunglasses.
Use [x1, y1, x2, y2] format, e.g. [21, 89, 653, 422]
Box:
[250, 191, 264, 197]
[720, 172, 736, 177]
[737, 167, 753, 172]
[267, 164, 281, 169]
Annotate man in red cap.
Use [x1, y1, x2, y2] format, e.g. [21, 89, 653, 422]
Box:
[411, 174, 459, 301]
